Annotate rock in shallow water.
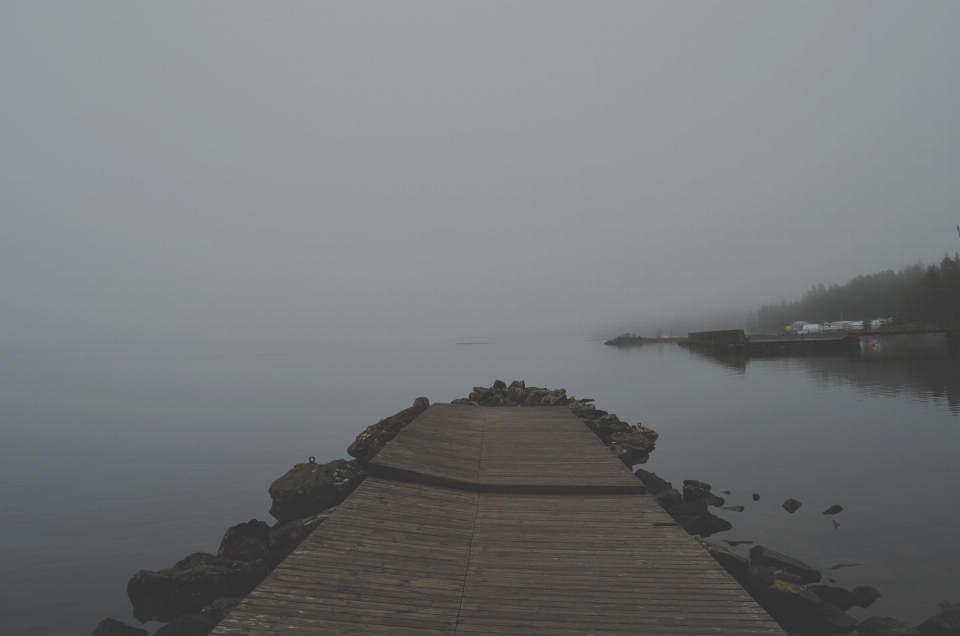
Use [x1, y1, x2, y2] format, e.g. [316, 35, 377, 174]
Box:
[698, 539, 750, 584]
[268, 459, 367, 523]
[823, 505, 844, 515]
[917, 601, 960, 636]
[756, 580, 858, 636]
[753, 493, 761, 501]
[153, 615, 217, 636]
[783, 498, 803, 513]
[683, 483, 725, 507]
[91, 618, 148, 636]
[749, 545, 821, 584]
[127, 552, 269, 623]
[634, 468, 670, 494]
[857, 616, 920, 636]
[808, 585, 881, 611]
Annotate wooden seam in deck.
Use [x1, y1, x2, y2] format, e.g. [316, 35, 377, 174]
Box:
[213, 404, 786, 635]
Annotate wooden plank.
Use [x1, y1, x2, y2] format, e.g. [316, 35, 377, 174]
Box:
[214, 404, 785, 636]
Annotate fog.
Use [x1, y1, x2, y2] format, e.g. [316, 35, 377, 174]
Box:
[3, 1, 959, 348]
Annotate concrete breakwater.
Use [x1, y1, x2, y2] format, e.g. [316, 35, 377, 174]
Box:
[90, 381, 956, 636]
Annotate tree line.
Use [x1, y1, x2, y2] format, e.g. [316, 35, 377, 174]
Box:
[755, 254, 960, 333]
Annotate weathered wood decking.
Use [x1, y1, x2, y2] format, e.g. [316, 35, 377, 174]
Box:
[214, 404, 785, 635]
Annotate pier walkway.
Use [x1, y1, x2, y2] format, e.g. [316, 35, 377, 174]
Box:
[213, 404, 785, 635]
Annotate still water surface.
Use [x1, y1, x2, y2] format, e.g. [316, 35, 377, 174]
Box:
[1, 339, 958, 634]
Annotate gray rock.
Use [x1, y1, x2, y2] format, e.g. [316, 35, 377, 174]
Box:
[567, 401, 607, 420]
[824, 505, 844, 515]
[634, 469, 671, 495]
[266, 508, 335, 566]
[683, 484, 725, 507]
[492, 379, 506, 389]
[683, 479, 712, 491]
[749, 545, 821, 584]
[154, 615, 217, 636]
[698, 540, 750, 584]
[609, 427, 656, 451]
[91, 618, 148, 636]
[665, 500, 708, 518]
[608, 441, 649, 466]
[677, 507, 732, 538]
[724, 540, 754, 546]
[217, 519, 270, 562]
[471, 387, 494, 401]
[858, 616, 920, 636]
[783, 498, 803, 513]
[654, 487, 684, 509]
[450, 398, 478, 405]
[917, 601, 960, 636]
[757, 580, 858, 635]
[808, 585, 881, 611]
[483, 393, 512, 406]
[127, 553, 269, 623]
[199, 597, 244, 623]
[723, 505, 746, 512]
[586, 414, 629, 439]
[775, 570, 803, 584]
[753, 493, 761, 501]
[347, 397, 430, 461]
[268, 459, 366, 523]
[851, 587, 883, 609]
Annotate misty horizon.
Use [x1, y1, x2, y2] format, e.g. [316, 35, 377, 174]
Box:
[3, 1, 959, 349]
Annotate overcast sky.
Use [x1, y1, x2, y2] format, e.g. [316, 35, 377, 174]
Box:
[2, 1, 958, 347]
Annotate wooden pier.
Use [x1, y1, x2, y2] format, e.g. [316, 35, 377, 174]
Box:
[213, 404, 785, 635]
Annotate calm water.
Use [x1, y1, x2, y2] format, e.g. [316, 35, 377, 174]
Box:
[1, 339, 958, 634]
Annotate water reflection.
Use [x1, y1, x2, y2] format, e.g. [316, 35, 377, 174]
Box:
[685, 336, 960, 413]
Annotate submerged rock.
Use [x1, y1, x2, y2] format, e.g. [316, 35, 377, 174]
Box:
[823, 505, 844, 516]
[724, 540, 754, 546]
[91, 619, 148, 636]
[808, 585, 881, 611]
[153, 615, 217, 636]
[723, 505, 745, 512]
[857, 616, 920, 636]
[917, 601, 960, 636]
[783, 498, 803, 513]
[268, 459, 367, 523]
[749, 545, 821, 584]
[753, 493, 761, 501]
[347, 397, 430, 461]
[127, 552, 268, 623]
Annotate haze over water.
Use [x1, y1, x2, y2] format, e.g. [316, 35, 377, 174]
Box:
[2, 2, 960, 635]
